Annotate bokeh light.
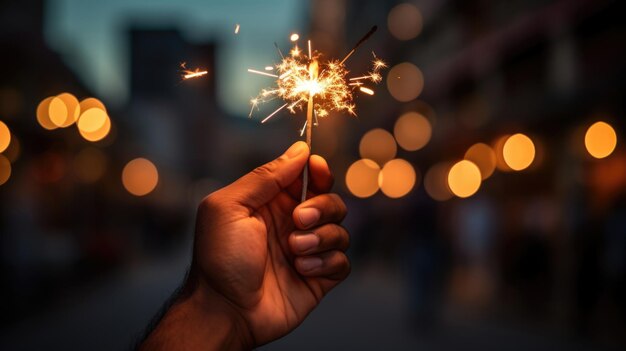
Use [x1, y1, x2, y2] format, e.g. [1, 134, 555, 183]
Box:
[122, 158, 159, 196]
[585, 121, 617, 159]
[54, 93, 80, 127]
[36, 96, 58, 130]
[387, 62, 424, 102]
[448, 160, 481, 198]
[4, 133, 20, 162]
[0, 120, 10, 153]
[379, 158, 418, 198]
[503, 133, 535, 171]
[345, 159, 380, 198]
[48, 96, 68, 128]
[79, 97, 107, 113]
[73, 147, 107, 183]
[359, 128, 397, 166]
[0, 154, 10, 186]
[424, 162, 453, 201]
[77, 108, 107, 133]
[464, 143, 496, 180]
[393, 112, 431, 151]
[78, 110, 111, 142]
[387, 3, 423, 41]
[493, 134, 512, 172]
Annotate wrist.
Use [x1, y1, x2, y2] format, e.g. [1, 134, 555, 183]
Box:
[140, 275, 254, 351]
[188, 280, 256, 350]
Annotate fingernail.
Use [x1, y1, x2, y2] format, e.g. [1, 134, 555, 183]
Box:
[297, 208, 320, 228]
[299, 257, 322, 272]
[285, 141, 308, 159]
[293, 233, 319, 253]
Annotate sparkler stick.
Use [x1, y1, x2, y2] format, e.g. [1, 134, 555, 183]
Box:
[340, 25, 378, 65]
[301, 59, 319, 201]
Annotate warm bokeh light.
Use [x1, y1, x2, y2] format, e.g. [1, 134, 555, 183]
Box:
[48, 96, 68, 128]
[464, 143, 496, 180]
[387, 3, 423, 41]
[78, 110, 111, 142]
[55, 93, 80, 127]
[393, 111, 431, 151]
[359, 128, 397, 166]
[0, 120, 10, 153]
[290, 33, 299, 41]
[493, 134, 512, 172]
[379, 158, 418, 198]
[424, 162, 453, 201]
[36, 96, 58, 130]
[4, 133, 20, 162]
[503, 133, 535, 171]
[345, 159, 380, 198]
[585, 121, 617, 159]
[79, 97, 107, 113]
[77, 108, 107, 133]
[448, 160, 481, 198]
[73, 147, 107, 183]
[122, 158, 159, 196]
[387, 62, 424, 102]
[0, 154, 11, 186]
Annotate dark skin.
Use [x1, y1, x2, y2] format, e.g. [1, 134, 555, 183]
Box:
[140, 142, 350, 350]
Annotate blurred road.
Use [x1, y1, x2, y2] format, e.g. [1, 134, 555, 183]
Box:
[0, 247, 620, 351]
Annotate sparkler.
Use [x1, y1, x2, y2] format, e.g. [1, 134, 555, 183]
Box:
[248, 26, 386, 201]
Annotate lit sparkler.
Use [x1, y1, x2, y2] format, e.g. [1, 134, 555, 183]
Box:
[248, 26, 385, 201]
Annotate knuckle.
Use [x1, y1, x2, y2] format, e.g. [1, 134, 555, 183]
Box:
[337, 253, 351, 277]
[328, 193, 347, 219]
[251, 162, 277, 179]
[198, 192, 220, 213]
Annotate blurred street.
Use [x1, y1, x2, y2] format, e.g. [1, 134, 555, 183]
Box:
[2, 245, 622, 350]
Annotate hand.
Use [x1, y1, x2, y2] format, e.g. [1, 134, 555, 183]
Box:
[140, 142, 350, 350]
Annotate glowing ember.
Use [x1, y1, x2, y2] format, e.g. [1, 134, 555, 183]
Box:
[234, 24, 240, 34]
[180, 62, 208, 80]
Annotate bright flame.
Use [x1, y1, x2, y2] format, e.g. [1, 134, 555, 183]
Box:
[248, 35, 385, 126]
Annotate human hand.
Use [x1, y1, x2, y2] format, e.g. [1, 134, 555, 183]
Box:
[140, 142, 350, 350]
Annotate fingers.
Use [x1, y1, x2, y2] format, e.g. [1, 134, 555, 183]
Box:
[285, 154, 333, 200]
[292, 193, 347, 230]
[289, 224, 349, 256]
[294, 251, 351, 280]
[222, 142, 309, 209]
[309, 155, 334, 194]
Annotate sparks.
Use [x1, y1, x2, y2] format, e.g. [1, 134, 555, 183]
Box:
[235, 24, 240, 34]
[180, 63, 208, 80]
[248, 29, 385, 125]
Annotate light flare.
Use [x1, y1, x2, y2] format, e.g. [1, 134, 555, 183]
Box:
[180, 62, 208, 80]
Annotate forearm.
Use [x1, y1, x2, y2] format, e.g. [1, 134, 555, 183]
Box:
[138, 277, 253, 351]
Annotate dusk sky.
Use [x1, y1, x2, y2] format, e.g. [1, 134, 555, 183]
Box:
[45, 0, 305, 115]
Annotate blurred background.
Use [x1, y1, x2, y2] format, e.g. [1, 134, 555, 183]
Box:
[1, 0, 625, 349]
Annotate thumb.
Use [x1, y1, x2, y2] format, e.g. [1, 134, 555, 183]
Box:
[224, 141, 309, 209]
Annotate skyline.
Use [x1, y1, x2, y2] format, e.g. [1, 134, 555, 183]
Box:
[45, 0, 305, 116]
